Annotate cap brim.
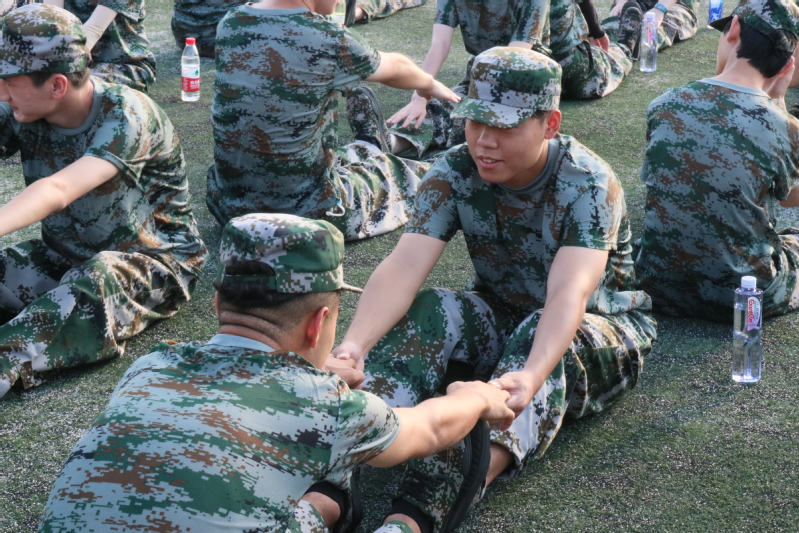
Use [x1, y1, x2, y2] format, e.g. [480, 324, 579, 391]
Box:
[709, 15, 732, 31]
[450, 97, 535, 129]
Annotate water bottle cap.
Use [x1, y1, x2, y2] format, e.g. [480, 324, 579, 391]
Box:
[644, 11, 657, 19]
[741, 276, 757, 290]
[186, 37, 196, 45]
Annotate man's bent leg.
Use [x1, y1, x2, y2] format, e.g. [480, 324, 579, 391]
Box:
[91, 61, 156, 93]
[762, 230, 799, 317]
[559, 41, 633, 100]
[355, 0, 425, 22]
[0, 251, 196, 396]
[327, 142, 429, 241]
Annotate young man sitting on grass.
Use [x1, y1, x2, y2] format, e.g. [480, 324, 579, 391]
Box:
[333, 47, 658, 533]
[38, 213, 515, 533]
[635, 0, 799, 321]
[0, 4, 206, 398]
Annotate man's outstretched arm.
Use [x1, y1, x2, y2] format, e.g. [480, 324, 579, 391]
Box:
[332, 233, 447, 369]
[0, 156, 117, 237]
[491, 246, 608, 414]
[367, 380, 515, 468]
[367, 51, 460, 104]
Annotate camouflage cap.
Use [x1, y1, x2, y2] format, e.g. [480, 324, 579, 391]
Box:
[0, 4, 89, 79]
[450, 47, 561, 129]
[216, 214, 362, 294]
[709, 0, 799, 50]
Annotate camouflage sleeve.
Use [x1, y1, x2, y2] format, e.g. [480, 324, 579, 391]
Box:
[511, 0, 550, 47]
[332, 25, 381, 91]
[0, 103, 21, 159]
[561, 172, 624, 250]
[404, 158, 461, 242]
[774, 109, 799, 199]
[434, 0, 458, 28]
[325, 387, 401, 483]
[98, 0, 143, 21]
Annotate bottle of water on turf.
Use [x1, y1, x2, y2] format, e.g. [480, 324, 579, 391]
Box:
[639, 13, 658, 72]
[708, 0, 723, 28]
[732, 276, 762, 383]
[181, 37, 200, 102]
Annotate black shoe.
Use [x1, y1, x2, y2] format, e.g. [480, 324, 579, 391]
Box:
[388, 421, 491, 533]
[344, 0, 357, 26]
[305, 468, 363, 533]
[617, 0, 644, 59]
[347, 86, 390, 153]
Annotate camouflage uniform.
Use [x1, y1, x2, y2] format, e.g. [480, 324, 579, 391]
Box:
[602, 0, 697, 51]
[357, 0, 426, 22]
[39, 214, 399, 532]
[636, 79, 799, 321]
[208, 5, 427, 241]
[0, 9, 207, 396]
[390, 0, 550, 156]
[65, 0, 156, 92]
[549, 0, 633, 100]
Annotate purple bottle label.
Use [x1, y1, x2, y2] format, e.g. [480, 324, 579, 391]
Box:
[747, 297, 761, 331]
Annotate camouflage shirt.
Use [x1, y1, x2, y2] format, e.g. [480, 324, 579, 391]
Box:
[636, 79, 799, 319]
[406, 134, 651, 317]
[173, 0, 245, 31]
[548, 0, 588, 58]
[208, 6, 381, 222]
[434, 0, 550, 57]
[39, 334, 401, 532]
[65, 0, 156, 74]
[0, 78, 206, 276]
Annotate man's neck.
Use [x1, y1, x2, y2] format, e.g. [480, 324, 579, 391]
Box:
[216, 320, 327, 369]
[711, 58, 767, 93]
[46, 79, 96, 129]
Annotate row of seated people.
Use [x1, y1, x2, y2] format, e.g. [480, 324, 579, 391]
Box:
[0, 0, 797, 530]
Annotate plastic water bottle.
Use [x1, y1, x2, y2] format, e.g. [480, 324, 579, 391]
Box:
[181, 37, 200, 102]
[708, 0, 723, 28]
[732, 276, 763, 383]
[639, 12, 658, 72]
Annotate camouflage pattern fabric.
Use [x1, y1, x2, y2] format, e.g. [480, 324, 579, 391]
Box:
[0, 78, 206, 395]
[0, 4, 89, 78]
[602, 2, 697, 51]
[549, 0, 633, 99]
[64, 0, 156, 91]
[39, 334, 401, 532]
[354, 0, 425, 22]
[434, 0, 550, 57]
[171, 0, 246, 58]
[208, 6, 426, 240]
[0, 241, 198, 396]
[636, 79, 799, 321]
[287, 500, 328, 533]
[363, 288, 655, 525]
[216, 213, 363, 294]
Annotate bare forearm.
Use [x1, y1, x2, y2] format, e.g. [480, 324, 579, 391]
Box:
[400, 394, 488, 457]
[377, 53, 436, 92]
[0, 179, 69, 237]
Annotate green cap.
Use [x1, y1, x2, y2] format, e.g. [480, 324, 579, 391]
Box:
[450, 47, 561, 129]
[216, 214, 362, 294]
[0, 4, 89, 79]
[709, 0, 799, 50]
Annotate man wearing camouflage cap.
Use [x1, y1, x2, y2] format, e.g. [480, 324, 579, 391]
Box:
[635, 0, 799, 321]
[39, 213, 515, 533]
[0, 4, 206, 398]
[333, 47, 657, 533]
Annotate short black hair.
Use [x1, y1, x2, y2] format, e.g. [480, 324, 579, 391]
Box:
[27, 69, 91, 89]
[724, 18, 797, 78]
[213, 261, 341, 330]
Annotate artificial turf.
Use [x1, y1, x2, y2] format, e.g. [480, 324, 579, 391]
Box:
[2, 0, 799, 531]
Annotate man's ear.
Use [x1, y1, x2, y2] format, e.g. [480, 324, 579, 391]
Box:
[305, 306, 330, 349]
[50, 73, 70, 100]
[726, 15, 742, 43]
[544, 109, 562, 139]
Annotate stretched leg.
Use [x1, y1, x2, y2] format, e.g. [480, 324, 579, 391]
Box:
[656, 3, 698, 49]
[91, 60, 156, 93]
[354, 0, 425, 22]
[0, 250, 196, 396]
[559, 41, 633, 100]
[762, 229, 799, 318]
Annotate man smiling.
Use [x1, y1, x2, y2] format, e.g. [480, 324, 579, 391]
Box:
[332, 47, 658, 533]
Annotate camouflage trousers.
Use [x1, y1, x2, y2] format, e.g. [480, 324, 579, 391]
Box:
[558, 40, 633, 100]
[91, 60, 156, 93]
[363, 289, 656, 493]
[171, 17, 221, 58]
[357, 0, 426, 22]
[763, 231, 799, 318]
[319, 141, 429, 241]
[0, 240, 197, 397]
[602, 3, 697, 52]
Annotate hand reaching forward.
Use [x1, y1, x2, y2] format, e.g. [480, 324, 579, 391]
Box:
[488, 371, 536, 418]
[446, 380, 515, 431]
[323, 354, 365, 389]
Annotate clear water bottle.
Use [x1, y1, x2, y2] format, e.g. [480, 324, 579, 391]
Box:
[639, 12, 658, 72]
[708, 0, 723, 28]
[732, 276, 763, 383]
[181, 37, 200, 102]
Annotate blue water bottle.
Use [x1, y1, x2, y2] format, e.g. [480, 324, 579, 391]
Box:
[708, 0, 723, 28]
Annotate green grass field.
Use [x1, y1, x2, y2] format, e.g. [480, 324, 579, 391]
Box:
[2, 1, 799, 531]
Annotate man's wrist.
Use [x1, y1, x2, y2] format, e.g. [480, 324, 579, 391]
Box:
[653, 2, 669, 13]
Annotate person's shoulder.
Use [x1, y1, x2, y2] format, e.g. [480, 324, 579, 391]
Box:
[432, 143, 478, 182]
[96, 78, 168, 124]
[556, 134, 617, 185]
